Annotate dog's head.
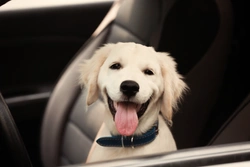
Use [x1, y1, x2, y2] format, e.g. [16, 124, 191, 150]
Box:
[79, 43, 187, 136]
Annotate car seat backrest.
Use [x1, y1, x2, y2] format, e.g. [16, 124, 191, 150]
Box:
[41, 0, 233, 166]
[41, 0, 172, 166]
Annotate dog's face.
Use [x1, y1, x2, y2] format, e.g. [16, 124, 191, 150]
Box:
[80, 43, 187, 136]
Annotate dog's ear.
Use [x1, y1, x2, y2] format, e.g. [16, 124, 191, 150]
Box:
[159, 53, 188, 125]
[79, 44, 114, 106]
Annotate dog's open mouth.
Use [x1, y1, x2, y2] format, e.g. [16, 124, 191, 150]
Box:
[108, 96, 150, 136]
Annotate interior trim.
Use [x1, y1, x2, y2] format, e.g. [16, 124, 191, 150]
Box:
[205, 161, 250, 167]
[73, 142, 250, 167]
[5, 92, 51, 105]
[0, 0, 114, 11]
[209, 94, 250, 145]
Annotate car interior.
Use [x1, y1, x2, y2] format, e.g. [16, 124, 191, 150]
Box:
[0, 0, 249, 167]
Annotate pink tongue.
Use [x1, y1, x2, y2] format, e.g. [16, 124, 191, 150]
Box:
[114, 102, 138, 136]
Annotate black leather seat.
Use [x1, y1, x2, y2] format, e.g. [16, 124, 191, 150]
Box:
[40, 0, 233, 166]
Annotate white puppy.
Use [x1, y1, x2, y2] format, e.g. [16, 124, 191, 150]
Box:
[79, 42, 187, 163]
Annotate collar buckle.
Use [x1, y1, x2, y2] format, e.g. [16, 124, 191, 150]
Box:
[131, 136, 134, 149]
[121, 136, 124, 147]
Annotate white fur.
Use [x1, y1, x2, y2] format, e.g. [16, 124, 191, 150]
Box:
[79, 42, 187, 163]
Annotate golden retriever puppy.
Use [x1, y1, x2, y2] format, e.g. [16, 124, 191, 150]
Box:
[79, 42, 187, 163]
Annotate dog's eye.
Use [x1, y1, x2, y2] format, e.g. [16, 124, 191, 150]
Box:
[110, 63, 121, 70]
[144, 69, 154, 75]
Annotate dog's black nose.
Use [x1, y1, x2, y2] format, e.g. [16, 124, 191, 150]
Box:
[120, 80, 139, 97]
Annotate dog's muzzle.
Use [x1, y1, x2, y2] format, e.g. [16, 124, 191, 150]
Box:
[107, 80, 150, 136]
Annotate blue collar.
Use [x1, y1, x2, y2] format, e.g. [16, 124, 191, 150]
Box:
[96, 121, 159, 148]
